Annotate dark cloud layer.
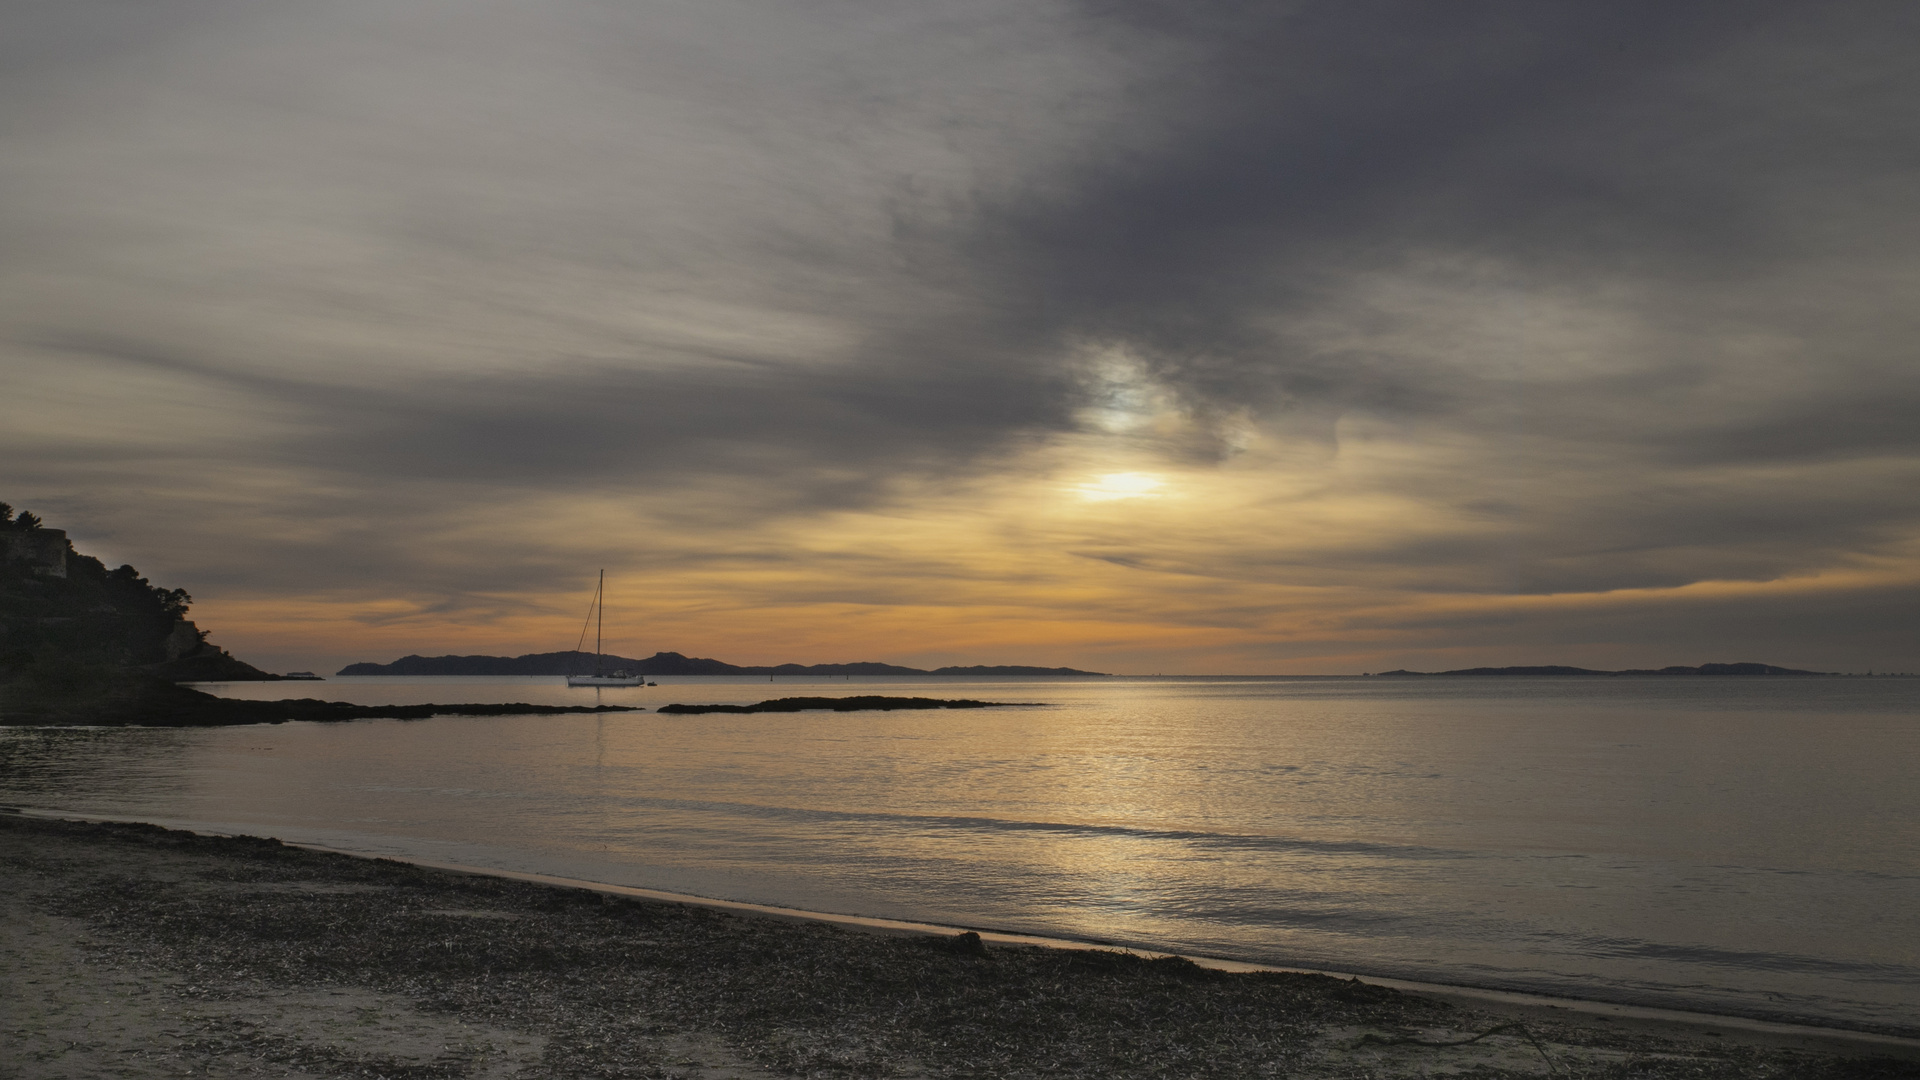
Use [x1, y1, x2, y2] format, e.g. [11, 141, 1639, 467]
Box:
[3, 0, 1918, 668]
[1003, 2, 1919, 413]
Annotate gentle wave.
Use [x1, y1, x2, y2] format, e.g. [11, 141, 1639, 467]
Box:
[532, 791, 1473, 860]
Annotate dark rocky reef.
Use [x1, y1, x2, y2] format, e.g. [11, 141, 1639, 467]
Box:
[657, 695, 1032, 714]
[0, 674, 643, 726]
[922, 664, 1108, 677]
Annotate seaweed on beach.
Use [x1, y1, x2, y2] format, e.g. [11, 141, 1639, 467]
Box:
[657, 695, 1037, 714]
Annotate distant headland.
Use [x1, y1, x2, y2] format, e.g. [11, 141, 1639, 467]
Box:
[1370, 663, 1835, 677]
[339, 652, 1109, 677]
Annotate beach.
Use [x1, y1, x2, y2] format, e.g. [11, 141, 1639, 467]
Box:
[13, 678, 1918, 1032]
[5, 812, 1915, 1080]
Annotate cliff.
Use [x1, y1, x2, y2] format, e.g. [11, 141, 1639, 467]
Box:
[0, 502, 279, 723]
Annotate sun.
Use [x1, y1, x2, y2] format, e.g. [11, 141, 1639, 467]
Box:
[1075, 472, 1167, 501]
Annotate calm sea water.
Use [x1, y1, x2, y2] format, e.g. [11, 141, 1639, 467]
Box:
[3, 675, 1916, 1034]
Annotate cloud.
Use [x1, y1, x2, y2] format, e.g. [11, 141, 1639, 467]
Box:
[964, 1, 1920, 599]
[2, 0, 1918, 670]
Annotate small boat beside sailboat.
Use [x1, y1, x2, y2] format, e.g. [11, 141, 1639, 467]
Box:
[566, 570, 649, 687]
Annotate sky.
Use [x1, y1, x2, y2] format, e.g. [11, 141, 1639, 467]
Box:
[4, 1, 1919, 675]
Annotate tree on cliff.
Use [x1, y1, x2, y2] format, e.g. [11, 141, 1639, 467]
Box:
[3, 506, 195, 658]
[2, 503, 276, 720]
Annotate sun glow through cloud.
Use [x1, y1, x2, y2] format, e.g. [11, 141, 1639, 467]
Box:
[1075, 472, 1167, 501]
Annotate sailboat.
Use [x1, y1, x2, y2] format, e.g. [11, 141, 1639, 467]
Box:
[566, 570, 647, 687]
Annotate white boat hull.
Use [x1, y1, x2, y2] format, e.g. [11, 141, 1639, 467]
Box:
[566, 674, 647, 686]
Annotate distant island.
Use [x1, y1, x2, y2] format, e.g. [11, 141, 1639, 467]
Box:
[1371, 663, 1835, 677]
[339, 651, 1109, 677]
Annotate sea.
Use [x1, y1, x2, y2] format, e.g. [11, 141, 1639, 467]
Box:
[2, 674, 1916, 1035]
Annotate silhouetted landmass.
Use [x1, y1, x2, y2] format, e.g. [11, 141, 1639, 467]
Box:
[657, 695, 1036, 714]
[1, 502, 293, 723]
[0, 503, 277, 676]
[340, 651, 1109, 677]
[338, 651, 653, 676]
[1373, 663, 1835, 677]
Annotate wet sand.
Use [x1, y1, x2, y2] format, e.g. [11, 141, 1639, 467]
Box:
[4, 811, 1916, 1079]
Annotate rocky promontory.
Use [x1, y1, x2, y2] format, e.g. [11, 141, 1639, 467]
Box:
[1, 503, 308, 723]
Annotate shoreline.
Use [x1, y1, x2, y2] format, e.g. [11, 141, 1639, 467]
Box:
[17, 805, 1920, 1053]
[7, 809, 1917, 1079]
[312, 845, 1920, 1057]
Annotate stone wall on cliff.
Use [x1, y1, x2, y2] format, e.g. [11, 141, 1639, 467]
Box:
[2, 527, 67, 578]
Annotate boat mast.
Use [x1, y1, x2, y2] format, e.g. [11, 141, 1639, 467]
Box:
[594, 569, 605, 677]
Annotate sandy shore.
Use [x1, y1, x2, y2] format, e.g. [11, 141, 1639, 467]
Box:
[4, 812, 1915, 1079]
